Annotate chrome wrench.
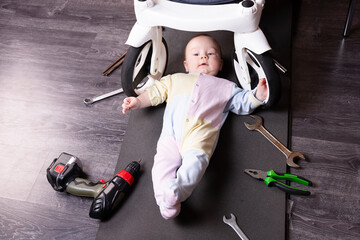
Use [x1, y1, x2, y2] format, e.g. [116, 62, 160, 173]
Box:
[244, 115, 304, 168]
[84, 88, 124, 105]
[223, 213, 249, 240]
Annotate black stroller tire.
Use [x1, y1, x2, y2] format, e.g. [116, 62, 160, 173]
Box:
[121, 38, 168, 97]
[234, 49, 281, 109]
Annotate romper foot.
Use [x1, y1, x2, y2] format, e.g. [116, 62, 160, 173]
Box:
[159, 187, 181, 219]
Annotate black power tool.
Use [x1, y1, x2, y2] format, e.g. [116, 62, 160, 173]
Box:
[46, 152, 140, 220]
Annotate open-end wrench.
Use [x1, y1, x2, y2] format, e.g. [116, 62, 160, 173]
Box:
[223, 213, 249, 240]
[84, 88, 124, 105]
[244, 115, 303, 168]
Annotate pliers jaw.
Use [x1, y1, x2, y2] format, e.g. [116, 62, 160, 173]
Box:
[244, 169, 268, 180]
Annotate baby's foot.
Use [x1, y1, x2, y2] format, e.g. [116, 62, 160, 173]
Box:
[159, 201, 181, 220]
[159, 186, 181, 219]
[164, 187, 179, 206]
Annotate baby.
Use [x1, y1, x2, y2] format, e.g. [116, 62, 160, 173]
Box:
[122, 34, 267, 219]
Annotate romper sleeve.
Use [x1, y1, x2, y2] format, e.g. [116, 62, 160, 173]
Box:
[146, 75, 172, 106]
[224, 85, 265, 115]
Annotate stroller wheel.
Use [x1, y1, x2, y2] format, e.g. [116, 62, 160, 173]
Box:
[233, 49, 281, 109]
[121, 38, 168, 96]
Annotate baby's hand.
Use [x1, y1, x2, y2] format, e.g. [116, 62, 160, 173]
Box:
[122, 97, 140, 114]
[255, 78, 268, 102]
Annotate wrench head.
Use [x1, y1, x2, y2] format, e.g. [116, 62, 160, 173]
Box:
[83, 98, 93, 106]
[244, 115, 263, 130]
[287, 151, 305, 168]
[223, 213, 236, 225]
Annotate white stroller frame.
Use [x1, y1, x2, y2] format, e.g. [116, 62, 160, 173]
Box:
[122, 0, 281, 107]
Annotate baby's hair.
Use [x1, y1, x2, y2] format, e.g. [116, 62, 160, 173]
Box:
[184, 34, 222, 60]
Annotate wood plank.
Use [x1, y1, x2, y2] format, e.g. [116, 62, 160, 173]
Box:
[0, 197, 99, 240]
[0, 0, 135, 238]
[288, 138, 360, 240]
[289, 0, 360, 239]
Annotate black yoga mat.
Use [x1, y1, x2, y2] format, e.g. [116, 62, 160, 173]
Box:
[96, 1, 293, 239]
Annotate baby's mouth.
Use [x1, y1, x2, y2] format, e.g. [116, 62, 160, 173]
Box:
[199, 63, 208, 66]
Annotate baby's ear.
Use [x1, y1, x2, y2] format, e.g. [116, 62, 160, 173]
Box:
[219, 59, 223, 71]
[184, 60, 189, 72]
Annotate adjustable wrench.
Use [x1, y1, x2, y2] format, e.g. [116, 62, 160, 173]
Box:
[84, 88, 124, 105]
[223, 213, 249, 240]
[244, 115, 304, 168]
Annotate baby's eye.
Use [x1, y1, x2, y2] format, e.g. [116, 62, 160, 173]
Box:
[193, 53, 199, 56]
[208, 52, 216, 56]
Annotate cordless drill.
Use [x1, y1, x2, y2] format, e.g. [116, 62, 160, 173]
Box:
[46, 152, 140, 220]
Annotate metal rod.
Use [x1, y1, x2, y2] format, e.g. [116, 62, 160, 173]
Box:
[273, 58, 287, 74]
[102, 51, 127, 76]
[84, 88, 124, 105]
[343, 0, 357, 37]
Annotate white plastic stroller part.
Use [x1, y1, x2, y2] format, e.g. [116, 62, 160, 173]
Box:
[132, 0, 264, 33]
[122, 0, 281, 107]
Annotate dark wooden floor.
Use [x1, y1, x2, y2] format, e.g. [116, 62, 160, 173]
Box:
[0, 0, 359, 239]
[0, 0, 134, 239]
[289, 1, 360, 239]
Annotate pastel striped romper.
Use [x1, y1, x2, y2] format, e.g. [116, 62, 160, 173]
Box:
[146, 73, 263, 212]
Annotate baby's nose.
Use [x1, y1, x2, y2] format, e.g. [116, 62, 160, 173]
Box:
[201, 54, 208, 59]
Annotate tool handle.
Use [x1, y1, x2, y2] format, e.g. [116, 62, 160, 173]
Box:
[232, 224, 249, 240]
[66, 178, 107, 198]
[92, 88, 124, 102]
[267, 170, 312, 186]
[265, 177, 311, 196]
[257, 126, 292, 157]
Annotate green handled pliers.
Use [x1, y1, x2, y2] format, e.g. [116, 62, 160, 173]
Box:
[244, 169, 312, 196]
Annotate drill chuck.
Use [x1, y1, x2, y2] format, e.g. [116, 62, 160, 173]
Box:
[89, 161, 140, 219]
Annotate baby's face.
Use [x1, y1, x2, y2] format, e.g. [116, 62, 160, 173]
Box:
[184, 35, 223, 76]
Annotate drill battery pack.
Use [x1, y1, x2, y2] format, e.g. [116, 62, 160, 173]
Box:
[47, 152, 83, 192]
